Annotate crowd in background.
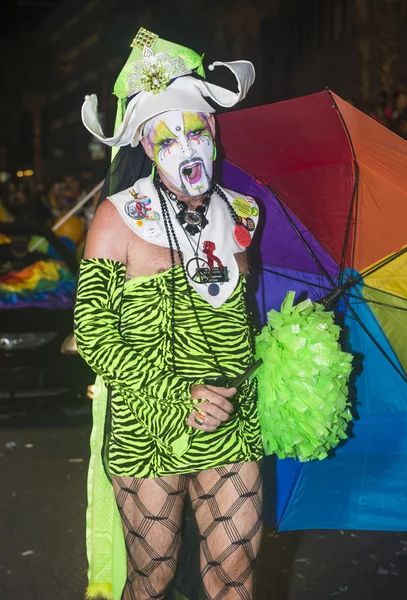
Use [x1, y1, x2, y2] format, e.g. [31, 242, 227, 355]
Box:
[0, 173, 100, 230]
[0, 174, 102, 271]
[368, 81, 407, 137]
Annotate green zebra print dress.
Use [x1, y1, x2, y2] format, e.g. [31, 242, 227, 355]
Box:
[74, 258, 263, 478]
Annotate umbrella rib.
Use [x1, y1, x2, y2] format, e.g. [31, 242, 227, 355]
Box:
[345, 287, 407, 382]
[259, 185, 407, 383]
[327, 90, 359, 285]
[346, 292, 407, 311]
[339, 176, 359, 284]
[362, 282, 407, 305]
[229, 153, 407, 381]
[226, 158, 342, 270]
[254, 265, 332, 292]
[359, 246, 407, 280]
[256, 182, 357, 312]
[265, 189, 339, 287]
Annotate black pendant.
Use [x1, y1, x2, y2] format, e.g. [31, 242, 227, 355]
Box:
[176, 204, 209, 235]
[184, 211, 202, 226]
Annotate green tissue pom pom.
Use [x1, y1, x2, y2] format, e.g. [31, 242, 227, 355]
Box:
[255, 292, 353, 462]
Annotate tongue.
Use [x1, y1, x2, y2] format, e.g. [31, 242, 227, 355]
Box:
[186, 163, 201, 184]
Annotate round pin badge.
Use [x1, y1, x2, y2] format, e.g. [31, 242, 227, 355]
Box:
[245, 217, 255, 232]
[208, 283, 220, 296]
[125, 199, 147, 220]
[143, 222, 161, 239]
[251, 206, 259, 217]
[232, 197, 252, 219]
[234, 225, 251, 248]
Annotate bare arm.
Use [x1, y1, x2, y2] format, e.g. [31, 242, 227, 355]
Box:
[84, 199, 129, 264]
[81, 198, 235, 430]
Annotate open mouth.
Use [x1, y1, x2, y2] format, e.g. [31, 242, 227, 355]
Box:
[182, 161, 203, 185]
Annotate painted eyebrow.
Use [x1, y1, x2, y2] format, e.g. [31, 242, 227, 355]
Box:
[187, 127, 206, 134]
[153, 134, 177, 145]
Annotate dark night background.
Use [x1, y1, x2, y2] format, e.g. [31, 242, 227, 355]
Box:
[1, 2, 407, 600]
[1, 0, 407, 186]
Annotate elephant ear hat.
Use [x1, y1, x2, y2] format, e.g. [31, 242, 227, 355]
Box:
[81, 26, 256, 148]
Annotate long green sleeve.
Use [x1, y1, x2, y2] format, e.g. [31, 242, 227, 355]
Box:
[74, 258, 191, 400]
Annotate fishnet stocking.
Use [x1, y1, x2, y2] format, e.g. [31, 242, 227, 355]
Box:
[188, 462, 263, 600]
[112, 475, 188, 600]
[113, 462, 262, 600]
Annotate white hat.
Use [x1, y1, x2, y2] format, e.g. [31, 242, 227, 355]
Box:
[81, 28, 255, 148]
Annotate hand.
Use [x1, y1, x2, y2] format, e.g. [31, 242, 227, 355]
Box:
[186, 384, 237, 432]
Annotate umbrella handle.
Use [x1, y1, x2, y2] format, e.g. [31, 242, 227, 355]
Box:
[318, 277, 358, 308]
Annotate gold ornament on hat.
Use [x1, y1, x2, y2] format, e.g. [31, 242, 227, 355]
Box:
[113, 27, 206, 99]
[130, 27, 159, 50]
[127, 45, 191, 96]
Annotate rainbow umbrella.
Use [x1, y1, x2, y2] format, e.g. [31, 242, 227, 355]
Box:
[217, 90, 407, 532]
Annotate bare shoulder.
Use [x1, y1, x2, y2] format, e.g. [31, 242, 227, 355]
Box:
[84, 199, 130, 263]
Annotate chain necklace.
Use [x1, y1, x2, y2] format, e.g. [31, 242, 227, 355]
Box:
[211, 182, 252, 248]
[159, 180, 211, 235]
[211, 183, 257, 354]
[165, 188, 207, 259]
[153, 176, 229, 381]
[163, 185, 223, 288]
[153, 174, 256, 388]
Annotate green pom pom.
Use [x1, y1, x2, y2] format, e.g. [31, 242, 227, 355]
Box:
[255, 292, 353, 462]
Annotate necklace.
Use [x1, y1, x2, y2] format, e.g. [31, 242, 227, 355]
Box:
[152, 176, 256, 392]
[162, 180, 229, 291]
[158, 180, 211, 235]
[211, 182, 252, 248]
[153, 176, 228, 380]
[155, 174, 251, 247]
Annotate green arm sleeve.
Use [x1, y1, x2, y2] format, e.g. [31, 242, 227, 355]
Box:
[74, 258, 191, 400]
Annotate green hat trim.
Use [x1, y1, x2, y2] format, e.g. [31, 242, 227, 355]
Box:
[113, 27, 206, 99]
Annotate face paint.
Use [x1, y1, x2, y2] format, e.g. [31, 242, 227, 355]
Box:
[145, 110, 214, 196]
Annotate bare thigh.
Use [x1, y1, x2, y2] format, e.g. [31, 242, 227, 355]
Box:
[188, 462, 263, 600]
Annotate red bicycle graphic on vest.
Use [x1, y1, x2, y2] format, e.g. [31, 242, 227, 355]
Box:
[186, 241, 229, 284]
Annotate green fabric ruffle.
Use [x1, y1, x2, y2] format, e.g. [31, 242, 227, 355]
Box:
[255, 292, 353, 462]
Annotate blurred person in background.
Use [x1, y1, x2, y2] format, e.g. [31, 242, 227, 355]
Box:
[392, 88, 407, 138]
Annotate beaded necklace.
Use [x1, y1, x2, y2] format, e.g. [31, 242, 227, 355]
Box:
[163, 183, 227, 291]
[153, 175, 255, 384]
[158, 176, 251, 247]
[159, 180, 211, 235]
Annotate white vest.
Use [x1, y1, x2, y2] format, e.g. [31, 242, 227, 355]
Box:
[108, 177, 258, 308]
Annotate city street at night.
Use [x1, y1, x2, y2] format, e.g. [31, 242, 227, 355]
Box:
[1, 1, 407, 598]
[1, 395, 406, 600]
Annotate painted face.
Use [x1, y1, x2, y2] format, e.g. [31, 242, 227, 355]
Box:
[144, 110, 215, 196]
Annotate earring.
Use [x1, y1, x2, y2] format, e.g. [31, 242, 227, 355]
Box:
[151, 161, 156, 179]
[212, 145, 217, 161]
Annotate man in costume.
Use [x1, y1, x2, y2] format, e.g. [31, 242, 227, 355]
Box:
[74, 28, 264, 600]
